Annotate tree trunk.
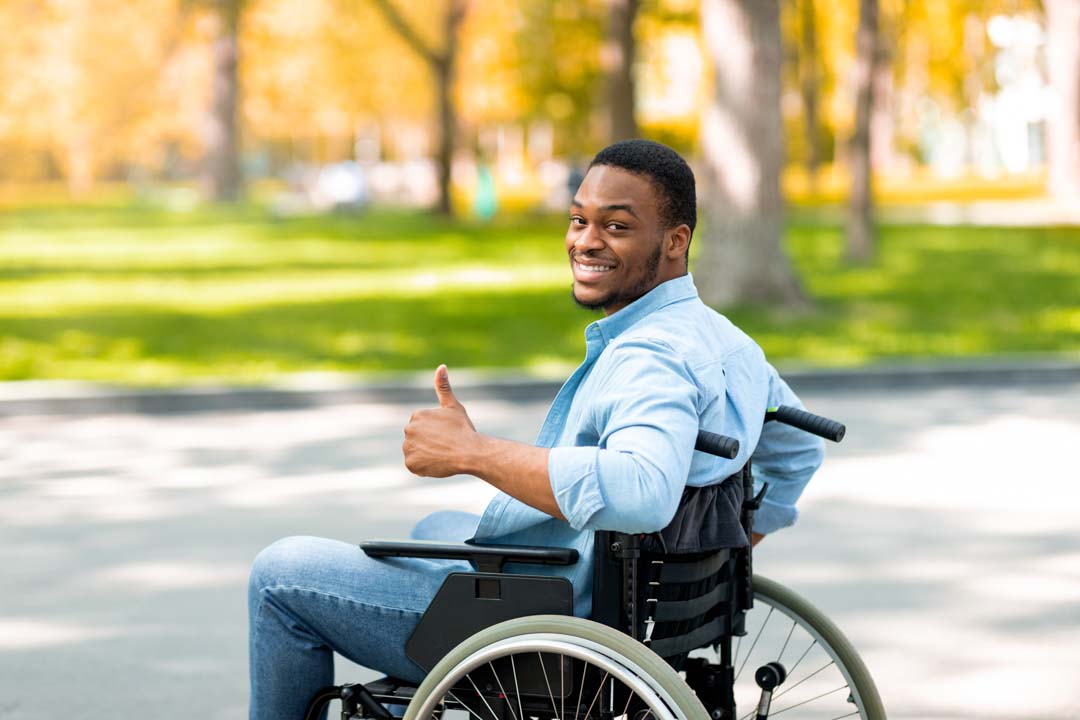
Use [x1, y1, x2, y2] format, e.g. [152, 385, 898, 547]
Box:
[696, 0, 805, 309]
[372, 0, 464, 216]
[1045, 0, 1080, 202]
[870, 43, 893, 173]
[846, 0, 879, 264]
[63, 125, 95, 196]
[603, 0, 640, 143]
[434, 62, 455, 215]
[202, 0, 243, 203]
[433, 0, 463, 217]
[798, 0, 821, 192]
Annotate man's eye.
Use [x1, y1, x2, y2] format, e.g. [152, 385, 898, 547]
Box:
[570, 216, 586, 226]
[607, 223, 626, 231]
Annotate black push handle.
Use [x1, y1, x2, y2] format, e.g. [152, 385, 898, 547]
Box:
[768, 405, 846, 442]
[695, 430, 740, 459]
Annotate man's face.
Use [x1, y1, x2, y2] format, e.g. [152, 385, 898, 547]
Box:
[566, 165, 669, 315]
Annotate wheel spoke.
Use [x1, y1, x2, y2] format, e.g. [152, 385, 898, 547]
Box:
[829, 711, 861, 720]
[786, 638, 817, 679]
[487, 661, 518, 720]
[735, 606, 774, 681]
[772, 660, 837, 703]
[561, 653, 565, 720]
[446, 690, 495, 720]
[737, 657, 844, 720]
[509, 655, 526, 720]
[573, 657, 588, 720]
[776, 620, 797, 664]
[769, 685, 848, 716]
[620, 679, 635, 719]
[581, 671, 610, 720]
[412, 625, 732, 720]
[465, 673, 502, 720]
[537, 652, 560, 720]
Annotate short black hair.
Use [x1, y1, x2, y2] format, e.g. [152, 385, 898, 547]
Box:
[588, 139, 696, 237]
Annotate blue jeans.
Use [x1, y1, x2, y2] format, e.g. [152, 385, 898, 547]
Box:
[247, 511, 480, 720]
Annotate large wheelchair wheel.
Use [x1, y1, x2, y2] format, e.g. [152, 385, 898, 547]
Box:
[404, 615, 709, 720]
[691, 575, 885, 720]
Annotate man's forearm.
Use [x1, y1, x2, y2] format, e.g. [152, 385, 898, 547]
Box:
[460, 435, 566, 521]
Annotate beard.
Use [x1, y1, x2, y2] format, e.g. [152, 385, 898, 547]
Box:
[572, 243, 662, 312]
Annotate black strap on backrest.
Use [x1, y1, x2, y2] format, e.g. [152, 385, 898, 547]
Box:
[656, 550, 729, 584]
[647, 616, 729, 658]
[640, 551, 736, 663]
[651, 583, 728, 623]
[634, 466, 751, 667]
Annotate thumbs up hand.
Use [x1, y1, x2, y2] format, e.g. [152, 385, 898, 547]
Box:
[403, 365, 478, 477]
[433, 364, 464, 411]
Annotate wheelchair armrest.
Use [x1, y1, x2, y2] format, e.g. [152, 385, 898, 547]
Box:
[360, 539, 579, 573]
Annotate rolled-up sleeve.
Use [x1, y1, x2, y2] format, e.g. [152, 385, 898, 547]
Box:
[750, 367, 824, 534]
[548, 339, 700, 533]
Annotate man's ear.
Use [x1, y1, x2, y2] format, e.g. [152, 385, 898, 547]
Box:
[665, 224, 692, 261]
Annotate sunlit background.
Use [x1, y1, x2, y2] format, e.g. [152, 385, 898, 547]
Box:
[1, 0, 1077, 384]
[3, 3, 1080, 719]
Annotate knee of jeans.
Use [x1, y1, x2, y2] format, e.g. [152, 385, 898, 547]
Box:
[409, 509, 476, 541]
[409, 511, 448, 540]
[248, 535, 319, 598]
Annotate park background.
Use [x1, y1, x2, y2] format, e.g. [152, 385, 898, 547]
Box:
[1, 0, 1078, 384]
[2, 1, 1080, 720]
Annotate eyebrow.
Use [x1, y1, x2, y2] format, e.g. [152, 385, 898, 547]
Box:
[570, 200, 640, 219]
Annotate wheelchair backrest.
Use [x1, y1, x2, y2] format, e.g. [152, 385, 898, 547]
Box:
[591, 464, 755, 670]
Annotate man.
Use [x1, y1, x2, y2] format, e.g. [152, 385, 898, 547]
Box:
[247, 140, 823, 720]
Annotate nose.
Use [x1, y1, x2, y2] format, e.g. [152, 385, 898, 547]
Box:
[573, 226, 605, 254]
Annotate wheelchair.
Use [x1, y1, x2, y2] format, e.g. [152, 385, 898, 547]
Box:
[303, 406, 885, 720]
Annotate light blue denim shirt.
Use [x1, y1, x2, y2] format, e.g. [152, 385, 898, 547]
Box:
[473, 274, 823, 615]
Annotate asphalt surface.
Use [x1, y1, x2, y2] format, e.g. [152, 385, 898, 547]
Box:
[2, 378, 1079, 719]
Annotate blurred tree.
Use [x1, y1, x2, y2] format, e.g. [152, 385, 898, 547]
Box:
[455, 2, 526, 129]
[243, 0, 430, 165]
[1045, 0, 1080, 201]
[796, 0, 822, 190]
[202, 0, 244, 202]
[0, 0, 187, 191]
[846, 0, 880, 262]
[603, 0, 641, 142]
[635, 0, 703, 152]
[504, 1, 604, 156]
[371, 0, 466, 216]
[696, 0, 805, 308]
[520, 7, 585, 145]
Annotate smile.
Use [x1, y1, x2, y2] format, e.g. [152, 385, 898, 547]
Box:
[574, 260, 616, 273]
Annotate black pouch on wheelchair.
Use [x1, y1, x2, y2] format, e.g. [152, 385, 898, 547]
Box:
[634, 468, 751, 671]
[640, 471, 749, 555]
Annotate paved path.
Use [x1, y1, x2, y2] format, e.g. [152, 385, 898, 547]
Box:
[2, 380, 1078, 719]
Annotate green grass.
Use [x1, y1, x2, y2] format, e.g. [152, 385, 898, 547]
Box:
[1, 203, 1077, 384]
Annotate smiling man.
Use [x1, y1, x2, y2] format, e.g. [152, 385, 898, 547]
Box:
[247, 140, 823, 720]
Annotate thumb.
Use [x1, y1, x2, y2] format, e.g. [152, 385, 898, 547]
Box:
[434, 364, 461, 409]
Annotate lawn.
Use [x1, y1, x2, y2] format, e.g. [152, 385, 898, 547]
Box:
[1, 202, 1077, 384]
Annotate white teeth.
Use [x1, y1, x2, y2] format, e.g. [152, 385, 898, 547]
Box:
[575, 262, 614, 272]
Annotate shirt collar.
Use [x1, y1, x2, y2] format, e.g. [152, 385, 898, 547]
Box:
[589, 273, 698, 345]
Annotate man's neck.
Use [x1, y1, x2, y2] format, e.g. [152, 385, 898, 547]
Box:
[602, 271, 689, 317]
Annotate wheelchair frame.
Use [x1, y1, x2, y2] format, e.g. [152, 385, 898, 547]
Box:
[301, 408, 883, 720]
